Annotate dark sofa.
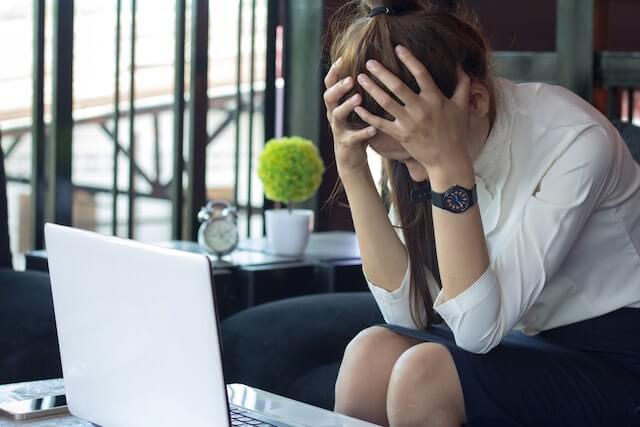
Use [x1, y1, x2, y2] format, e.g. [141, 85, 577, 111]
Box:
[222, 292, 383, 410]
[0, 139, 62, 385]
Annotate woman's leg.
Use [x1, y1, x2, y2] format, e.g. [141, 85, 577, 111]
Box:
[334, 326, 421, 426]
[387, 343, 465, 427]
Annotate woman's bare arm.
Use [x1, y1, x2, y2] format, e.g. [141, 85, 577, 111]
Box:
[340, 167, 408, 292]
[353, 48, 490, 301]
[324, 59, 408, 292]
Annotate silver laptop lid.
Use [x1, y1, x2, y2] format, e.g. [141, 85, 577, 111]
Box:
[45, 224, 230, 427]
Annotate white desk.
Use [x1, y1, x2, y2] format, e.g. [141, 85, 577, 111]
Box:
[0, 380, 377, 427]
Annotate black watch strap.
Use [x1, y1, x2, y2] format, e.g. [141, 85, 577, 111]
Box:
[410, 183, 432, 203]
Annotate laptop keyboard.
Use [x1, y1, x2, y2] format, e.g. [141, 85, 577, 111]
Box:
[230, 407, 276, 426]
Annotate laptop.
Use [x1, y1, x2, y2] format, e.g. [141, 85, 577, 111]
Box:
[44, 224, 376, 427]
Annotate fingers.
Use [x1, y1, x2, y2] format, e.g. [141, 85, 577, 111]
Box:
[354, 106, 396, 136]
[365, 60, 418, 107]
[324, 76, 354, 113]
[345, 126, 378, 145]
[324, 57, 343, 89]
[332, 93, 361, 123]
[357, 73, 404, 120]
[451, 67, 471, 111]
[395, 45, 440, 97]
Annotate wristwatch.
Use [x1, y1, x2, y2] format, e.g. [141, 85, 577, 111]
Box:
[431, 184, 477, 214]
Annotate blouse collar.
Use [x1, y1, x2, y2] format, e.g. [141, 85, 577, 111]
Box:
[473, 78, 516, 199]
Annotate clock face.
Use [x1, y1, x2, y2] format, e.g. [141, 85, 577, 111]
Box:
[202, 219, 239, 255]
[444, 187, 471, 213]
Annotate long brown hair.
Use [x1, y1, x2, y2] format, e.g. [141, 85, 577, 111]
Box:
[328, 0, 495, 329]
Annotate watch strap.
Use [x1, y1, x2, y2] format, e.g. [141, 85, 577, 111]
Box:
[410, 183, 432, 203]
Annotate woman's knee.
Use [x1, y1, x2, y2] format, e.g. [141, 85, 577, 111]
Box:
[343, 326, 400, 360]
[335, 326, 417, 421]
[338, 326, 418, 377]
[336, 326, 405, 392]
[387, 343, 465, 426]
[390, 342, 455, 384]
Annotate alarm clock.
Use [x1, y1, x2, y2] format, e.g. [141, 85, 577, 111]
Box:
[197, 200, 239, 258]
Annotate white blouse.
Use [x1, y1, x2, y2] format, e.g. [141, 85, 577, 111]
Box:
[366, 79, 640, 354]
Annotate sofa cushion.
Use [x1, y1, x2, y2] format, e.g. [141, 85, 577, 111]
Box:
[0, 269, 62, 384]
[288, 362, 341, 411]
[612, 119, 640, 163]
[0, 139, 12, 270]
[221, 292, 383, 409]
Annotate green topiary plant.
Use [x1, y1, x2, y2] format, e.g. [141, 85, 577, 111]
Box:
[258, 136, 325, 212]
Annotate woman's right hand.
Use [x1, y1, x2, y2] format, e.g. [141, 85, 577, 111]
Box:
[324, 58, 378, 176]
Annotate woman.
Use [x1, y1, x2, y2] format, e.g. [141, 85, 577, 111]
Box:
[324, 1, 640, 426]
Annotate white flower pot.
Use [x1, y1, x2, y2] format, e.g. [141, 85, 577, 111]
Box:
[265, 209, 314, 256]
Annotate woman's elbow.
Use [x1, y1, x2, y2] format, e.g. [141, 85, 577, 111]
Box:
[450, 317, 505, 354]
[454, 333, 500, 354]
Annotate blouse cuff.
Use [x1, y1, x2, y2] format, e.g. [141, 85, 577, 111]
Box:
[364, 256, 411, 303]
[365, 257, 419, 329]
[433, 266, 498, 320]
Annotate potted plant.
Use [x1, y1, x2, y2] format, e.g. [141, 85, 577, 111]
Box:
[257, 136, 325, 256]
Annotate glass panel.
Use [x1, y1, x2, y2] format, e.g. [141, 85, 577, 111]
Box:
[206, 0, 267, 239]
[0, 1, 35, 268]
[2, 0, 273, 264]
[71, 1, 177, 241]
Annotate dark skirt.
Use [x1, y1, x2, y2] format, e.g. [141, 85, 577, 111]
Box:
[383, 307, 640, 427]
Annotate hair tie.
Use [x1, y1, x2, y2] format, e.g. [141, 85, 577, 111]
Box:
[368, 5, 412, 18]
[368, 6, 401, 18]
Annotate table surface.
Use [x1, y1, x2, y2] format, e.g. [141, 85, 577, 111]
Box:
[0, 380, 376, 427]
[0, 380, 74, 426]
[27, 232, 361, 270]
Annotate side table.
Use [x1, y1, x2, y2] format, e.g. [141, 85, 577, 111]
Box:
[24, 232, 367, 320]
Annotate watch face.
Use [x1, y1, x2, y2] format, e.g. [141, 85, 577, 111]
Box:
[444, 186, 471, 213]
[202, 220, 239, 255]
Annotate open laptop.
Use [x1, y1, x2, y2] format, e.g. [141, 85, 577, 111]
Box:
[44, 224, 376, 427]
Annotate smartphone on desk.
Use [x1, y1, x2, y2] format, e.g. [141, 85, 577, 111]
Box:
[0, 394, 68, 420]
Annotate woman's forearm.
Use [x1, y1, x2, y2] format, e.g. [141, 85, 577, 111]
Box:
[340, 166, 408, 292]
[429, 162, 490, 301]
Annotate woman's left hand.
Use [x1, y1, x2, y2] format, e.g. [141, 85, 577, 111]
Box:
[355, 45, 472, 174]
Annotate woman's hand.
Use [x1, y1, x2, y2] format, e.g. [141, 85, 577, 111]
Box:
[354, 45, 473, 179]
[324, 58, 378, 176]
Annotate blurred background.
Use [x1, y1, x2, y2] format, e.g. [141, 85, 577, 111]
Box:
[1, 0, 639, 268]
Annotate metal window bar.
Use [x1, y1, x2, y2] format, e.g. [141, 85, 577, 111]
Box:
[246, 0, 258, 238]
[4, 135, 25, 158]
[31, 0, 46, 249]
[233, 0, 244, 207]
[262, 0, 280, 227]
[153, 114, 161, 193]
[48, 0, 74, 227]
[280, 0, 290, 141]
[112, 0, 123, 236]
[186, 0, 209, 241]
[128, 0, 137, 239]
[99, 124, 155, 187]
[171, 0, 186, 240]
